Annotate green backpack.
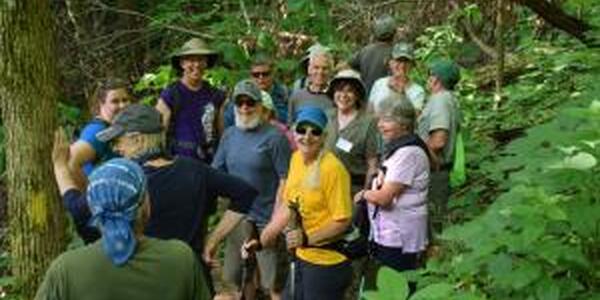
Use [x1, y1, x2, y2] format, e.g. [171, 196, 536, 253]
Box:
[449, 131, 466, 188]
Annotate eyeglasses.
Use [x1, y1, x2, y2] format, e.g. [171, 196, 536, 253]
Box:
[295, 125, 323, 137]
[251, 71, 271, 78]
[235, 99, 258, 108]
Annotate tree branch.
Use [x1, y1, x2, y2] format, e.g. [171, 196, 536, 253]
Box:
[93, 0, 215, 39]
[513, 0, 594, 44]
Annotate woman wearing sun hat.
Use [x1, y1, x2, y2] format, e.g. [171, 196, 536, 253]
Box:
[325, 69, 379, 195]
[156, 38, 226, 163]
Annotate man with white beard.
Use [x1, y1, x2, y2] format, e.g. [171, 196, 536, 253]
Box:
[211, 79, 292, 300]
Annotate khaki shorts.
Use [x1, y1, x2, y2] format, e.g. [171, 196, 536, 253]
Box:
[223, 219, 288, 291]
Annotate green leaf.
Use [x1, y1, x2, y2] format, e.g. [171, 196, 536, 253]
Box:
[362, 267, 409, 300]
[535, 277, 560, 300]
[548, 152, 597, 170]
[509, 261, 542, 290]
[487, 253, 513, 283]
[410, 283, 454, 300]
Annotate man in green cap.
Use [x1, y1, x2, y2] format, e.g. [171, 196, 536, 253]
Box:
[156, 38, 226, 163]
[417, 60, 461, 233]
[368, 42, 425, 115]
[349, 15, 396, 94]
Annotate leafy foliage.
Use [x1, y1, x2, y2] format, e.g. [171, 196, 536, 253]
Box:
[362, 267, 409, 300]
[412, 40, 600, 299]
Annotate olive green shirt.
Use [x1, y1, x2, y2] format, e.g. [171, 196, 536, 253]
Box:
[325, 110, 379, 189]
[35, 238, 211, 300]
[417, 90, 460, 164]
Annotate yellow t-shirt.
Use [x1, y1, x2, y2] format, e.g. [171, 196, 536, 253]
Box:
[284, 151, 352, 265]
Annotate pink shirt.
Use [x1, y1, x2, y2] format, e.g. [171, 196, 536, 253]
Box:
[368, 146, 430, 252]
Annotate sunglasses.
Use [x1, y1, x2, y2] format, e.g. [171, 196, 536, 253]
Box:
[251, 71, 271, 78]
[295, 125, 323, 137]
[235, 98, 258, 108]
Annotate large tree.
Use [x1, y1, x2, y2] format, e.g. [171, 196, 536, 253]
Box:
[0, 1, 66, 298]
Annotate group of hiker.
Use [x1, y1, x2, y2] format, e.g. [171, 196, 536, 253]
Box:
[35, 14, 462, 300]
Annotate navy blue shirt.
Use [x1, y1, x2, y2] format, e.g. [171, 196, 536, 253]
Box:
[62, 157, 257, 250]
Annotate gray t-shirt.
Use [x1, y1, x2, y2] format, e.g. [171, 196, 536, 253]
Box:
[287, 88, 333, 125]
[417, 90, 460, 164]
[212, 123, 291, 227]
[349, 42, 392, 94]
[369, 77, 426, 113]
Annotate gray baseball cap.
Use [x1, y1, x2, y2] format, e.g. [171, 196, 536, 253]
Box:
[233, 79, 262, 103]
[374, 15, 396, 40]
[96, 104, 163, 142]
[391, 42, 415, 60]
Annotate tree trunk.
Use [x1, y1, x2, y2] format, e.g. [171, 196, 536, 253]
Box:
[0, 1, 66, 298]
[514, 0, 594, 44]
[494, 0, 506, 110]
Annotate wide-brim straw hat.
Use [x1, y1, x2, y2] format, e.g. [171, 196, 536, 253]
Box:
[327, 69, 367, 101]
[171, 38, 219, 72]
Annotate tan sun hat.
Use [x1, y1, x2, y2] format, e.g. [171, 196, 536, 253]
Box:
[327, 69, 367, 101]
[171, 38, 219, 73]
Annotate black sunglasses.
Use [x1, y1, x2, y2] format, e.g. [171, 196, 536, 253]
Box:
[235, 98, 258, 108]
[251, 71, 271, 78]
[295, 125, 323, 137]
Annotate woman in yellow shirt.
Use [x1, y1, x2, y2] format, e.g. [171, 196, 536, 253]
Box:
[252, 106, 353, 300]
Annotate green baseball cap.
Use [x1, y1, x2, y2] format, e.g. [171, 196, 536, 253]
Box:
[233, 79, 262, 103]
[391, 42, 414, 61]
[429, 60, 461, 90]
[374, 15, 396, 40]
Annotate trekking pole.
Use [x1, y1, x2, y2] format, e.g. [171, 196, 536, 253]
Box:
[287, 201, 301, 300]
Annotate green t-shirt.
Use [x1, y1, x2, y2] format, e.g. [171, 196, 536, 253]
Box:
[35, 238, 211, 300]
[325, 110, 379, 189]
[417, 90, 460, 164]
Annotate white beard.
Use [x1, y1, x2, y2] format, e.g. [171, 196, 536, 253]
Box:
[235, 110, 261, 130]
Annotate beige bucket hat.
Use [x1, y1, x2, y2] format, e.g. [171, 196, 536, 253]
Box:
[171, 38, 219, 73]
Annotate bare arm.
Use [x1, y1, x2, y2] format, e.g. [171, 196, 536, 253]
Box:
[215, 101, 225, 137]
[364, 155, 378, 189]
[260, 201, 290, 248]
[54, 129, 78, 195]
[361, 181, 406, 208]
[426, 129, 448, 170]
[203, 210, 245, 266]
[427, 129, 449, 154]
[155, 98, 172, 129]
[306, 218, 350, 246]
[66, 141, 95, 191]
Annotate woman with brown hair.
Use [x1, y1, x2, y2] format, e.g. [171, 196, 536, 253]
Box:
[68, 78, 132, 187]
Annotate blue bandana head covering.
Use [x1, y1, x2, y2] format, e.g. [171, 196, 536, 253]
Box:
[87, 158, 147, 266]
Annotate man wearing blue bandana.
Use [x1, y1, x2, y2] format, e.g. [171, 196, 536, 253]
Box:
[36, 158, 211, 300]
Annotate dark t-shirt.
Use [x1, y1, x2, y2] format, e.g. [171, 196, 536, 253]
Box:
[349, 42, 392, 94]
[62, 157, 257, 251]
[160, 81, 226, 160]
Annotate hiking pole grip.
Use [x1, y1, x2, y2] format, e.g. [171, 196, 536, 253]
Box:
[287, 201, 301, 300]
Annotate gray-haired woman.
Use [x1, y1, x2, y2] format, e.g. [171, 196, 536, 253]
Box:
[354, 99, 430, 274]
